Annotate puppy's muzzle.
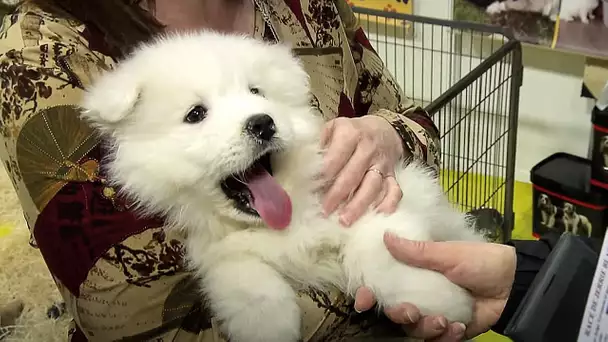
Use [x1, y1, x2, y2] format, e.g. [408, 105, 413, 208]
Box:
[246, 114, 276, 142]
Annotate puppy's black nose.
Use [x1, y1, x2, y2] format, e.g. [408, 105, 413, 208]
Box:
[246, 114, 276, 142]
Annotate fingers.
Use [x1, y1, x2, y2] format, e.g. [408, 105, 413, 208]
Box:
[383, 303, 421, 325]
[338, 168, 383, 226]
[403, 315, 449, 340]
[375, 302, 465, 341]
[383, 233, 457, 274]
[429, 322, 467, 342]
[354, 287, 376, 312]
[320, 119, 357, 184]
[371, 176, 388, 208]
[323, 145, 373, 216]
[375, 176, 402, 214]
[360, 297, 464, 341]
[321, 117, 405, 223]
[321, 134, 357, 188]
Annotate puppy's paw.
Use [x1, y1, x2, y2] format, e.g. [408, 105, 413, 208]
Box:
[561, 14, 574, 22]
[366, 262, 475, 324]
[486, 2, 505, 14]
[222, 296, 301, 342]
[204, 259, 301, 342]
[343, 235, 474, 323]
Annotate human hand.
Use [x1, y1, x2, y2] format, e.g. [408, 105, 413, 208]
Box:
[320, 116, 404, 226]
[354, 233, 516, 341]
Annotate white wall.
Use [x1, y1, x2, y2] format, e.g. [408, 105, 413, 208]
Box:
[359, 1, 593, 184]
[417, 0, 454, 19]
[514, 47, 592, 182]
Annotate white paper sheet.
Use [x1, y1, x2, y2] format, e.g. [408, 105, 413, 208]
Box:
[579, 235, 608, 342]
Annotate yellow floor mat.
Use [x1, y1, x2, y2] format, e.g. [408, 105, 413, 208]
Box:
[440, 170, 535, 240]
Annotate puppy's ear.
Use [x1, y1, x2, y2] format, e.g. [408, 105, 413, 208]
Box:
[80, 67, 140, 127]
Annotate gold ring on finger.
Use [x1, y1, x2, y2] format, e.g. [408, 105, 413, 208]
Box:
[366, 168, 385, 178]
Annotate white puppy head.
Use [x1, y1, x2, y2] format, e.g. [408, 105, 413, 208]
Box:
[81, 31, 323, 230]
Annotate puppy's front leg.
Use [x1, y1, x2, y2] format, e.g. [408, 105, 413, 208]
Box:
[342, 218, 475, 324]
[204, 258, 301, 342]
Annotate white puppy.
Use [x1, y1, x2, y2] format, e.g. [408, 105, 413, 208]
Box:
[559, 0, 599, 23]
[81, 31, 486, 342]
[486, 0, 598, 22]
[486, 0, 559, 19]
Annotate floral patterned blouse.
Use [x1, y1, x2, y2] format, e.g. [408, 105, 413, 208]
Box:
[0, 0, 440, 340]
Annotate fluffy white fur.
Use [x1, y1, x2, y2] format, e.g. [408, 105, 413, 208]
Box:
[81, 31, 486, 342]
[559, 0, 599, 23]
[486, 0, 560, 19]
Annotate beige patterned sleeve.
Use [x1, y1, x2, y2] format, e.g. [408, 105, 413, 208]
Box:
[335, 0, 441, 172]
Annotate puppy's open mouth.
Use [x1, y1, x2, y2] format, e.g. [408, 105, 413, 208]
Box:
[220, 152, 292, 230]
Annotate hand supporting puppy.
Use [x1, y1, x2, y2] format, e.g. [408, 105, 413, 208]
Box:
[321, 116, 404, 226]
[355, 233, 516, 341]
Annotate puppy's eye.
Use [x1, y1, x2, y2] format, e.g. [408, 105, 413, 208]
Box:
[249, 87, 262, 96]
[184, 105, 207, 124]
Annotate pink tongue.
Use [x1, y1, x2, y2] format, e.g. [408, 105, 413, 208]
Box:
[246, 166, 292, 230]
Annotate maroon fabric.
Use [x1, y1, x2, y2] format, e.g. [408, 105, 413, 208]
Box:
[338, 92, 356, 118]
[70, 325, 88, 342]
[33, 147, 164, 296]
[81, 24, 118, 60]
[353, 27, 377, 55]
[407, 109, 440, 140]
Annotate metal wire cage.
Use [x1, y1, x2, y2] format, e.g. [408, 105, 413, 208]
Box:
[352, 7, 523, 239]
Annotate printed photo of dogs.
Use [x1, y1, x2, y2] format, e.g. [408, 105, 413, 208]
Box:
[537, 193, 593, 237]
[600, 135, 608, 171]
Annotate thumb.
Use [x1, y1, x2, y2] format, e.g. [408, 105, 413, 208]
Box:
[383, 232, 458, 274]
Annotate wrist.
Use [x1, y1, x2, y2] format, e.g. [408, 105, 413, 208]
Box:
[391, 128, 405, 160]
[369, 111, 408, 160]
[490, 247, 522, 334]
